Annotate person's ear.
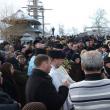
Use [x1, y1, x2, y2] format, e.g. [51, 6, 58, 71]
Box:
[81, 63, 84, 71]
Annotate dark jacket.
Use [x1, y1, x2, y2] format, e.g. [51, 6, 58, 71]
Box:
[13, 70, 28, 106]
[63, 47, 74, 60]
[26, 69, 69, 110]
[0, 88, 14, 104]
[0, 88, 19, 110]
[69, 62, 85, 82]
[2, 75, 20, 102]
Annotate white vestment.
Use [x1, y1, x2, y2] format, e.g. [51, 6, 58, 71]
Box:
[49, 65, 74, 110]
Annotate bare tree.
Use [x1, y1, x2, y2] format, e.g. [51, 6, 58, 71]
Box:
[0, 5, 14, 19]
[92, 8, 109, 35]
[0, 4, 14, 40]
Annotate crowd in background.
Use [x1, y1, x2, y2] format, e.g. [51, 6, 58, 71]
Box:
[0, 35, 110, 110]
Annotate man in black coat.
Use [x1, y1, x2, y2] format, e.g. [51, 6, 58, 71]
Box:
[26, 54, 69, 110]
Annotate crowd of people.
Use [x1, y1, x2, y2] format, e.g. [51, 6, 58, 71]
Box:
[0, 35, 110, 110]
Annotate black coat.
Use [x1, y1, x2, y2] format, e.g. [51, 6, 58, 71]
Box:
[26, 69, 69, 110]
[0, 88, 19, 110]
[0, 103, 19, 110]
[2, 75, 19, 102]
[69, 62, 85, 82]
[63, 47, 74, 60]
[0, 88, 14, 104]
[13, 70, 28, 106]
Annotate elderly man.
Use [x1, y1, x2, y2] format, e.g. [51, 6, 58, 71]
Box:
[68, 50, 110, 110]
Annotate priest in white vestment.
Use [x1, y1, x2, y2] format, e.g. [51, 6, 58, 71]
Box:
[48, 50, 74, 110]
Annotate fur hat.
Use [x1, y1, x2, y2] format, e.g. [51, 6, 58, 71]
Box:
[48, 50, 65, 59]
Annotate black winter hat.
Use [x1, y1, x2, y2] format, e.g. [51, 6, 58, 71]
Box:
[35, 48, 47, 55]
[48, 50, 65, 59]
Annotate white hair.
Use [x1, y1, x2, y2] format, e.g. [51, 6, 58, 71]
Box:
[81, 50, 103, 72]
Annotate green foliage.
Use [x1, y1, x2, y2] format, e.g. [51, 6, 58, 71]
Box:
[62, 59, 72, 71]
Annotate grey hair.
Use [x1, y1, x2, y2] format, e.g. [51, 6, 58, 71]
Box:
[81, 50, 103, 72]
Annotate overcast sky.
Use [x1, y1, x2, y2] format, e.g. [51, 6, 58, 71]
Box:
[0, 0, 110, 34]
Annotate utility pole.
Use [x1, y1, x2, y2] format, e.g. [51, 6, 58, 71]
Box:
[28, 0, 39, 29]
[23, 0, 52, 37]
[39, 7, 45, 37]
[38, 6, 52, 37]
[42, 8, 45, 37]
[27, 0, 39, 19]
[33, 0, 38, 20]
